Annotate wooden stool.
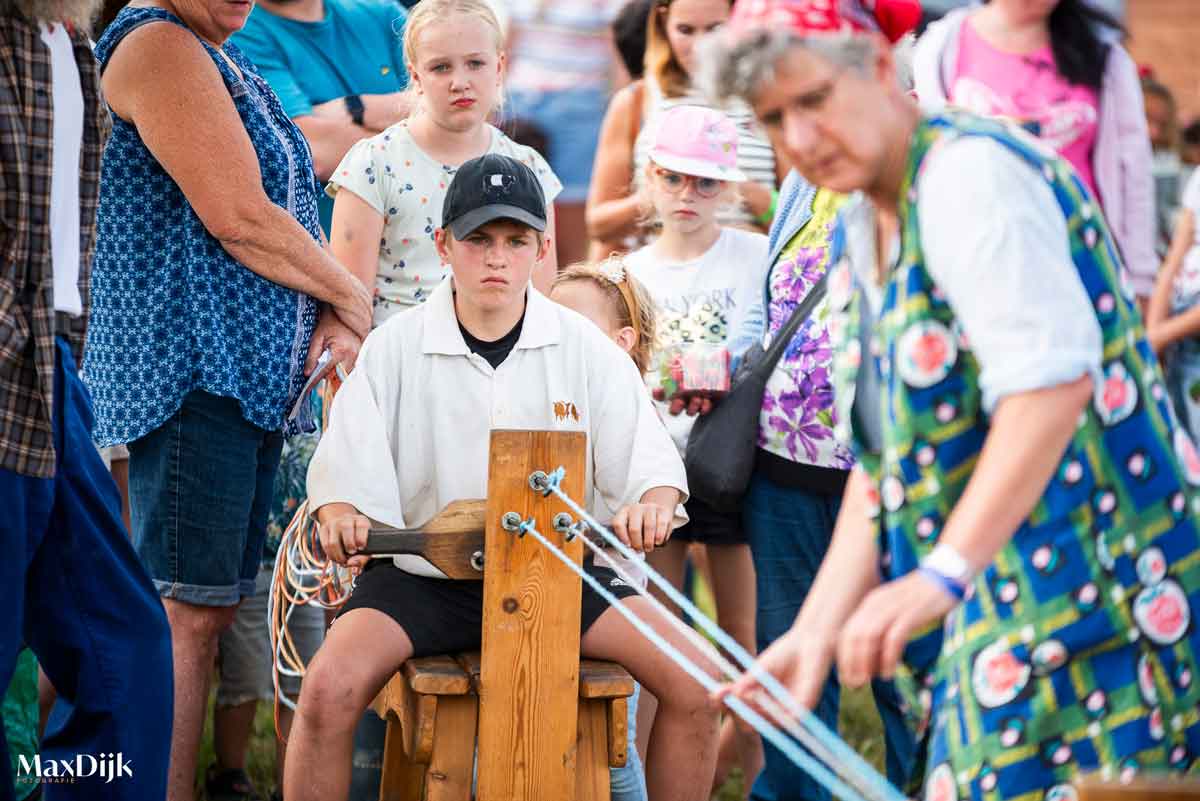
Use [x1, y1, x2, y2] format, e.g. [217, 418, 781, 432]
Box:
[371, 653, 635, 801]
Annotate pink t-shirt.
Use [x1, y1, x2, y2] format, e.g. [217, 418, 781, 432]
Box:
[950, 19, 1100, 197]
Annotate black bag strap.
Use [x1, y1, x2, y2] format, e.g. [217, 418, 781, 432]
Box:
[757, 270, 830, 373]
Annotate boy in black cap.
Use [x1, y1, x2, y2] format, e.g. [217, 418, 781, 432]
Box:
[286, 155, 721, 801]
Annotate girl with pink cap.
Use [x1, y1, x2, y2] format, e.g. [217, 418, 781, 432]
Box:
[624, 102, 770, 796]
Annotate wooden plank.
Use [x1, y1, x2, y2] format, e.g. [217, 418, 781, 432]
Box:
[579, 660, 635, 700]
[378, 715, 426, 801]
[575, 700, 612, 801]
[1076, 776, 1200, 801]
[477, 430, 588, 801]
[405, 656, 472, 696]
[365, 500, 487, 579]
[423, 695, 479, 801]
[606, 697, 628, 769]
[370, 673, 407, 722]
[456, 651, 482, 692]
[381, 668, 438, 764]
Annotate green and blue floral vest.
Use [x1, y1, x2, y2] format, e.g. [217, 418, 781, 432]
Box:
[830, 112, 1200, 794]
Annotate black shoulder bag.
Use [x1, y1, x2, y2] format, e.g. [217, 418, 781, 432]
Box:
[684, 271, 829, 513]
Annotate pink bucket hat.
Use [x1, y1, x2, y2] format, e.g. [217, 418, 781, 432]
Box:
[647, 105, 748, 183]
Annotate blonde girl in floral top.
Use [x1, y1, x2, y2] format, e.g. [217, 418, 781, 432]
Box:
[327, 0, 561, 325]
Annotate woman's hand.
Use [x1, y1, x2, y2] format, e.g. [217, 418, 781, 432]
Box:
[652, 388, 722, 416]
[306, 306, 363, 374]
[1147, 323, 1173, 357]
[739, 180, 775, 227]
[836, 571, 956, 687]
[712, 627, 836, 720]
[318, 507, 372, 570]
[331, 278, 374, 340]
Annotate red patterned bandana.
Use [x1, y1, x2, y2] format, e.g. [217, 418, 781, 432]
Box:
[728, 0, 921, 44]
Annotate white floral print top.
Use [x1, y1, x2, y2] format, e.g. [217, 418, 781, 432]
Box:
[327, 122, 562, 324]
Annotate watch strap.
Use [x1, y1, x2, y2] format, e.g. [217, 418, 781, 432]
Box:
[344, 94, 365, 127]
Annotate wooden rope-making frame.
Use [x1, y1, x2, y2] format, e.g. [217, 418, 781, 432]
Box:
[277, 412, 1200, 801]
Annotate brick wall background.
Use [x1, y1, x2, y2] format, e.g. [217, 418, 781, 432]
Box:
[1127, 0, 1200, 124]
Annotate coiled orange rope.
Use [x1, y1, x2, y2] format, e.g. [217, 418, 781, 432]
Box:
[267, 374, 352, 740]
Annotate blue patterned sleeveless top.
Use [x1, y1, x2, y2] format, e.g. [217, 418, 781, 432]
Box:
[87, 7, 320, 445]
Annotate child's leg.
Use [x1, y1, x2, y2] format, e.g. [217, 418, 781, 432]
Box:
[582, 598, 720, 801]
[283, 608, 413, 801]
[708, 543, 764, 796]
[609, 683, 648, 801]
[645, 538, 690, 616]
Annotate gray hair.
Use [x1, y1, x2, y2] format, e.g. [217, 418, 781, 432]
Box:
[1, 0, 101, 31]
[699, 28, 913, 108]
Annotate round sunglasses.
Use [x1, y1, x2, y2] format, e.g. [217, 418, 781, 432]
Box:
[652, 167, 725, 198]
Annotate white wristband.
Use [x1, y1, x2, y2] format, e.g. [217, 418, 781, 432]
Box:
[921, 543, 974, 586]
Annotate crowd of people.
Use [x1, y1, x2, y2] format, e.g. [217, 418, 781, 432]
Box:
[3, 0, 1200, 800]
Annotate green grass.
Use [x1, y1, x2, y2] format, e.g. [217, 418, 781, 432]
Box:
[196, 693, 281, 799]
[712, 685, 885, 801]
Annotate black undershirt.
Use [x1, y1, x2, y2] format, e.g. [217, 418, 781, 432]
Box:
[458, 314, 525, 369]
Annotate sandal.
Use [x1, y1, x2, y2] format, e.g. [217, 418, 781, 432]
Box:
[204, 766, 262, 801]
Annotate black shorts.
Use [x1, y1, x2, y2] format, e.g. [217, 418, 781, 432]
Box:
[672, 495, 745, 545]
[337, 558, 639, 658]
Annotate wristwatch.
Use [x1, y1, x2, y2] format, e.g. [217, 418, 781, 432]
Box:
[344, 94, 365, 127]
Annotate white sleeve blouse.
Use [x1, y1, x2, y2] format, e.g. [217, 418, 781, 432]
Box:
[915, 136, 1104, 412]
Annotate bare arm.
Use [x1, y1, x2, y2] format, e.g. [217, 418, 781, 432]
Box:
[294, 116, 371, 182]
[330, 188, 386, 291]
[102, 22, 372, 337]
[1147, 209, 1196, 350]
[298, 92, 414, 180]
[309, 92, 413, 132]
[937, 376, 1093, 572]
[585, 84, 644, 244]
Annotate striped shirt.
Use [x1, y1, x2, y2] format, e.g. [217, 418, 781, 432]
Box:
[504, 0, 625, 93]
[634, 82, 777, 229]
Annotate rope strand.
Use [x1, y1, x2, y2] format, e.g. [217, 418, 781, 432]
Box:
[537, 468, 904, 801]
[520, 521, 873, 801]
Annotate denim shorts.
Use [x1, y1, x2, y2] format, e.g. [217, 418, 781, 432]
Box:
[505, 86, 608, 203]
[217, 565, 325, 706]
[128, 390, 284, 607]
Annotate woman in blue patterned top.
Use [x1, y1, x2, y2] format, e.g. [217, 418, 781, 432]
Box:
[88, 2, 371, 797]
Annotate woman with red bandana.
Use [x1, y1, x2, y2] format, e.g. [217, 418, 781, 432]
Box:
[704, 1, 1200, 798]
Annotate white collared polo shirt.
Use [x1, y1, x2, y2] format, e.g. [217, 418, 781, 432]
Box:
[307, 279, 689, 577]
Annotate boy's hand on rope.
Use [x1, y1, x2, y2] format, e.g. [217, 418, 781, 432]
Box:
[611, 502, 673, 553]
[319, 509, 372, 571]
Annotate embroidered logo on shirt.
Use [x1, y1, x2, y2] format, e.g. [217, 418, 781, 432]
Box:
[553, 401, 580, 422]
[610, 577, 628, 588]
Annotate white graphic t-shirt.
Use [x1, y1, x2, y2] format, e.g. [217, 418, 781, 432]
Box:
[626, 227, 768, 453]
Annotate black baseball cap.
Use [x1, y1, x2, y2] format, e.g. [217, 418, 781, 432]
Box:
[442, 153, 548, 240]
